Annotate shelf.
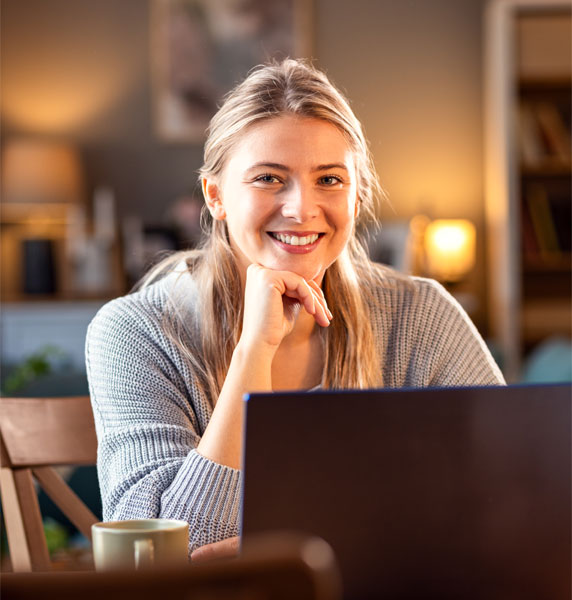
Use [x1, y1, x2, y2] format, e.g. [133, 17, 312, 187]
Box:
[519, 76, 572, 92]
[521, 298, 572, 342]
[0, 202, 70, 225]
[522, 254, 572, 273]
[520, 163, 572, 177]
[0, 292, 123, 304]
[486, 0, 571, 380]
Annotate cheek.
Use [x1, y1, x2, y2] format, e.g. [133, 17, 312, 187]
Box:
[337, 202, 357, 246]
[225, 190, 276, 234]
[243, 192, 277, 222]
[336, 196, 357, 230]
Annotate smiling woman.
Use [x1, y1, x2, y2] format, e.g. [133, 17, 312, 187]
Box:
[85, 59, 504, 557]
[203, 115, 358, 283]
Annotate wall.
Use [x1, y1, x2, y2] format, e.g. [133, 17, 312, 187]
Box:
[1, 0, 490, 325]
[1, 301, 105, 370]
[1, 0, 203, 223]
[317, 0, 487, 222]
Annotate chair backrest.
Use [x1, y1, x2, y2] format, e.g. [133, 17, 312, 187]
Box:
[2, 532, 343, 600]
[0, 396, 99, 572]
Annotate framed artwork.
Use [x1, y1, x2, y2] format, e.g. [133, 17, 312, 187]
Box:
[151, 0, 313, 143]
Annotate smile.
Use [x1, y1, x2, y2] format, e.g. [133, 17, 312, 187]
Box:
[269, 232, 321, 246]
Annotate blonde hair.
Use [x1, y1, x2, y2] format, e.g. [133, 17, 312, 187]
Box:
[142, 59, 388, 402]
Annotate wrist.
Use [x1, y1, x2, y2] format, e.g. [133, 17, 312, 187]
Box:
[225, 338, 275, 394]
[233, 336, 278, 364]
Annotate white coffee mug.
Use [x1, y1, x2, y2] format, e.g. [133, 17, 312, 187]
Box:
[92, 518, 189, 571]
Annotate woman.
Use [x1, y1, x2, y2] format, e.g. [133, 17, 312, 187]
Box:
[86, 59, 504, 559]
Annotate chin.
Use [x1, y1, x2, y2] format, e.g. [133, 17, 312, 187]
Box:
[260, 257, 321, 281]
[284, 265, 325, 283]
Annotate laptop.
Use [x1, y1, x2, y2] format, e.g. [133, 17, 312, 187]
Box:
[240, 384, 571, 600]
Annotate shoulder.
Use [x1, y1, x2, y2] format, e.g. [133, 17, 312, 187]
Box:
[365, 265, 504, 386]
[368, 266, 477, 339]
[366, 264, 454, 315]
[87, 262, 199, 348]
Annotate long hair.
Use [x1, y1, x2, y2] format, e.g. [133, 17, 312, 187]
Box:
[140, 59, 388, 403]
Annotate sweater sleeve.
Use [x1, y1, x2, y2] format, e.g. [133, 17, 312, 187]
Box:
[406, 279, 505, 387]
[85, 293, 241, 553]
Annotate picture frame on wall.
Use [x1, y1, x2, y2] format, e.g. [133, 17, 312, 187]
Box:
[151, 0, 313, 143]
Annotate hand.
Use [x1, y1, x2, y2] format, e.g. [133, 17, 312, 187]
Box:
[195, 265, 332, 469]
[240, 264, 332, 350]
[190, 536, 240, 563]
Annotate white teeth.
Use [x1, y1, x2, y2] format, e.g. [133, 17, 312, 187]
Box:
[273, 233, 319, 246]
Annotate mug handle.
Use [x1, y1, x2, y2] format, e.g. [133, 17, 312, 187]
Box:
[134, 539, 154, 569]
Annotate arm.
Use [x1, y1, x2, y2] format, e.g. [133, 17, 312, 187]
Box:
[408, 279, 505, 387]
[86, 289, 241, 552]
[86, 267, 330, 552]
[196, 264, 331, 468]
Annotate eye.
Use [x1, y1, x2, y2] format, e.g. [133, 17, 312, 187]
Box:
[319, 174, 343, 186]
[254, 173, 282, 184]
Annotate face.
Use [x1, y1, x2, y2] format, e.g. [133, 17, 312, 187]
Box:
[204, 115, 359, 284]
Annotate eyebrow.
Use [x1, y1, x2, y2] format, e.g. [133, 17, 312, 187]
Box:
[246, 162, 290, 173]
[245, 162, 350, 173]
[314, 163, 349, 173]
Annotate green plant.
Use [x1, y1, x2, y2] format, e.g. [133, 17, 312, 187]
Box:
[1, 346, 66, 395]
[43, 518, 69, 554]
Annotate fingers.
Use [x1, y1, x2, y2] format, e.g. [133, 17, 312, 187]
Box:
[307, 279, 334, 321]
[280, 273, 332, 328]
[301, 278, 332, 326]
[191, 536, 240, 563]
[282, 277, 316, 316]
[244, 264, 332, 339]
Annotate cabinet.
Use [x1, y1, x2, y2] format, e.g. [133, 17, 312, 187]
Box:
[484, 0, 571, 381]
[518, 76, 571, 350]
[0, 203, 125, 303]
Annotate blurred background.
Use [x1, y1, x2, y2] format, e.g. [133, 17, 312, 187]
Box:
[1, 0, 571, 392]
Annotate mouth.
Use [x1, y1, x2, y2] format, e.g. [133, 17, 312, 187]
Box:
[267, 231, 324, 253]
[268, 232, 323, 246]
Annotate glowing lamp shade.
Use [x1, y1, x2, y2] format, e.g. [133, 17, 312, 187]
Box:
[424, 219, 476, 282]
[1, 140, 83, 204]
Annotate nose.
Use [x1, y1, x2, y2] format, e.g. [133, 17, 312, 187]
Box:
[281, 181, 319, 222]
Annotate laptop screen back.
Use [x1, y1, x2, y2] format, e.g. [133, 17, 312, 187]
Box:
[241, 384, 571, 600]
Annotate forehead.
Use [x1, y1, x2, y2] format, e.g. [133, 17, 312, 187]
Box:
[226, 115, 355, 171]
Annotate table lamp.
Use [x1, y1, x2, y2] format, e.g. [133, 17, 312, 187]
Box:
[424, 219, 476, 283]
[1, 139, 83, 213]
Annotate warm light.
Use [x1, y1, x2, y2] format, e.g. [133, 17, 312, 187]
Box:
[1, 140, 84, 204]
[424, 219, 476, 282]
[1, 48, 134, 134]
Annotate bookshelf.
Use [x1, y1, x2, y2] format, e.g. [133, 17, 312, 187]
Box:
[484, 0, 571, 381]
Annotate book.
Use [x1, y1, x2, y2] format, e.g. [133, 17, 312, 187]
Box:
[517, 103, 546, 166]
[549, 196, 572, 253]
[534, 103, 572, 164]
[521, 200, 540, 259]
[525, 184, 561, 259]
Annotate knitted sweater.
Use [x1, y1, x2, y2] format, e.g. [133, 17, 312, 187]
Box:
[85, 266, 504, 552]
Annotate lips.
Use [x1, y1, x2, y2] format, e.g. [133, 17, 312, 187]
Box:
[267, 231, 324, 253]
[269, 232, 321, 246]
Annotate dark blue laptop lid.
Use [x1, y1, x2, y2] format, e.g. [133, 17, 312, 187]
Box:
[241, 384, 571, 600]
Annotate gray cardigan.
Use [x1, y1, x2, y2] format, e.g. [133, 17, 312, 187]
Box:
[85, 267, 504, 551]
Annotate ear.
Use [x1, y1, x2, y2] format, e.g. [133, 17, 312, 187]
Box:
[354, 194, 360, 219]
[202, 177, 226, 220]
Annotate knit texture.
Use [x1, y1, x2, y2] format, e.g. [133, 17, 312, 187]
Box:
[85, 267, 504, 552]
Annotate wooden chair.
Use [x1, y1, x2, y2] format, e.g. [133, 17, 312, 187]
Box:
[0, 396, 99, 572]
